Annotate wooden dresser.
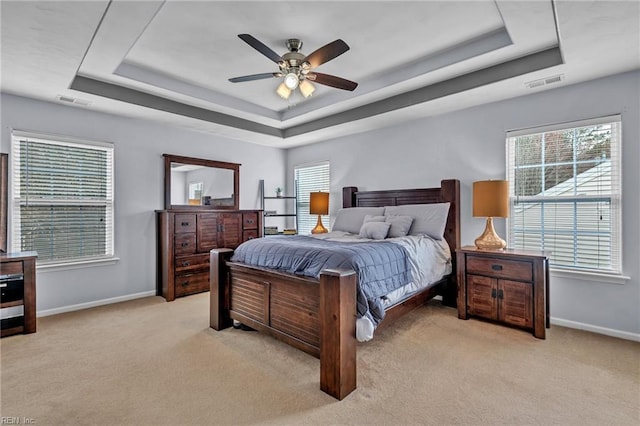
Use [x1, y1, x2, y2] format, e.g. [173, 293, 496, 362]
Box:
[457, 246, 550, 339]
[157, 209, 262, 301]
[1, 251, 37, 337]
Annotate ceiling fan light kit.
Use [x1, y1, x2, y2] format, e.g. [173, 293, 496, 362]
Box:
[229, 34, 358, 100]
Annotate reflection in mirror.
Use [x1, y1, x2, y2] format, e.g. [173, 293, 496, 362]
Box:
[163, 154, 240, 210]
[170, 163, 235, 206]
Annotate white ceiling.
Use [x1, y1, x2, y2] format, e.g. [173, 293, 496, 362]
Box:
[1, 0, 639, 148]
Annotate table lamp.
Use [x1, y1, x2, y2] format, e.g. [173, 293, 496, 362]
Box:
[473, 180, 509, 249]
[310, 191, 329, 234]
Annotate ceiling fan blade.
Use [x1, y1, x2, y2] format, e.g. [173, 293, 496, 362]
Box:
[304, 39, 350, 68]
[308, 72, 358, 91]
[238, 34, 283, 64]
[228, 73, 280, 83]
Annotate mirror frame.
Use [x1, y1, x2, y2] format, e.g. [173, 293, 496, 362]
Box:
[163, 154, 240, 210]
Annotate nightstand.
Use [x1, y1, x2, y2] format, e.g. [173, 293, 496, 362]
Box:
[456, 246, 550, 339]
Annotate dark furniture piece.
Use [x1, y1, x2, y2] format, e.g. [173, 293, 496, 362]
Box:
[1, 251, 37, 337]
[210, 180, 460, 400]
[163, 154, 240, 211]
[157, 154, 262, 301]
[456, 246, 550, 339]
[157, 210, 262, 301]
[0, 153, 7, 253]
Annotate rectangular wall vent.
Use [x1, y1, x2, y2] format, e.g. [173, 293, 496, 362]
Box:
[525, 74, 564, 89]
[56, 95, 91, 106]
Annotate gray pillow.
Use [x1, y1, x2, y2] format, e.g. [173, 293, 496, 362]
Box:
[363, 214, 386, 223]
[358, 221, 391, 240]
[384, 203, 450, 239]
[332, 207, 385, 234]
[385, 215, 414, 238]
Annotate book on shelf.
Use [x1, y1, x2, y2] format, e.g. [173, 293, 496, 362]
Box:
[264, 226, 278, 235]
[282, 229, 297, 235]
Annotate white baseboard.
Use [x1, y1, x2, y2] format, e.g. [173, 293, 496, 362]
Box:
[551, 317, 640, 342]
[37, 291, 157, 317]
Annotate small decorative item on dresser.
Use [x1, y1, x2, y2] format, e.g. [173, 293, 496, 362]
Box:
[457, 246, 550, 339]
[275, 187, 283, 198]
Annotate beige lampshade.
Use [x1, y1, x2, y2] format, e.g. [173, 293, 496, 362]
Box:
[473, 180, 509, 218]
[309, 192, 329, 215]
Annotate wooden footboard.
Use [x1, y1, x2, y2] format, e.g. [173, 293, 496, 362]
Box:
[210, 248, 357, 400]
[209, 179, 460, 400]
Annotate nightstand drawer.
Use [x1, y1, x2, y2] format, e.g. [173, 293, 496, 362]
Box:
[466, 255, 532, 281]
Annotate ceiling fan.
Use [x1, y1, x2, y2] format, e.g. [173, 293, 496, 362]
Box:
[228, 34, 358, 100]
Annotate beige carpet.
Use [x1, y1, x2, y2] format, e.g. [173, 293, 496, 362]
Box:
[1, 293, 638, 425]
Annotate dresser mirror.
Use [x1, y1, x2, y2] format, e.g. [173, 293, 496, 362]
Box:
[163, 154, 240, 210]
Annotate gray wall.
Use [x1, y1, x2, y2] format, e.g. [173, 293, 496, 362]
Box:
[0, 93, 286, 314]
[287, 70, 640, 338]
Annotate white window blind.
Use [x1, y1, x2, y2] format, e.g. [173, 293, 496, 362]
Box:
[295, 162, 330, 235]
[10, 132, 115, 264]
[506, 115, 622, 274]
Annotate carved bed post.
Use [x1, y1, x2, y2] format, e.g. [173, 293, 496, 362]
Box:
[210, 248, 234, 330]
[319, 268, 357, 400]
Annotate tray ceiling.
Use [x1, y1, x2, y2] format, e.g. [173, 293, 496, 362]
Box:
[1, 1, 638, 147]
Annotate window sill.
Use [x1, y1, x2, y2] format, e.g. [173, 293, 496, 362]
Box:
[36, 257, 120, 272]
[550, 268, 630, 285]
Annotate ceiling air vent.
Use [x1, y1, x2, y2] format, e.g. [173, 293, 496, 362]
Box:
[56, 95, 91, 106]
[525, 74, 564, 89]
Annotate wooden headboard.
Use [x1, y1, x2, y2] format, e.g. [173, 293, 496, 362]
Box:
[342, 179, 461, 307]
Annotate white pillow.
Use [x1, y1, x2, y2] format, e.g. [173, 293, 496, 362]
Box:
[332, 207, 385, 234]
[359, 221, 391, 240]
[384, 203, 450, 239]
[385, 215, 414, 238]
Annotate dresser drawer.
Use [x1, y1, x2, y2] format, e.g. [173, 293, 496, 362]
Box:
[1, 261, 23, 275]
[466, 255, 533, 282]
[174, 272, 210, 297]
[174, 233, 196, 255]
[243, 212, 259, 230]
[175, 253, 210, 274]
[174, 214, 196, 233]
[243, 229, 259, 241]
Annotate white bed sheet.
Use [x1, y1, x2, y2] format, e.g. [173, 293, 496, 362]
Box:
[311, 231, 451, 341]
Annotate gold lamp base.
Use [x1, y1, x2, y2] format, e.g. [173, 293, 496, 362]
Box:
[474, 217, 506, 249]
[311, 215, 328, 234]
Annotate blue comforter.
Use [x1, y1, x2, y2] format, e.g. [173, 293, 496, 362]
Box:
[230, 235, 412, 325]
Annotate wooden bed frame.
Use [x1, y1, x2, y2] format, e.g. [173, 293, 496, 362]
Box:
[209, 179, 460, 400]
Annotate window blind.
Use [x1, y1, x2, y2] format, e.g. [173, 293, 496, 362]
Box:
[10, 132, 114, 264]
[295, 162, 330, 235]
[506, 115, 621, 274]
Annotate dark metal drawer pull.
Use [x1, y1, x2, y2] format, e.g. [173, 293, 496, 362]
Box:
[181, 242, 189, 247]
[246, 219, 254, 224]
[182, 261, 190, 267]
[181, 222, 190, 226]
[498, 289, 504, 299]
[491, 264, 503, 271]
[491, 288, 497, 298]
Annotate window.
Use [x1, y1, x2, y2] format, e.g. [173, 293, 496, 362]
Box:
[295, 162, 330, 235]
[506, 115, 621, 274]
[10, 131, 115, 265]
